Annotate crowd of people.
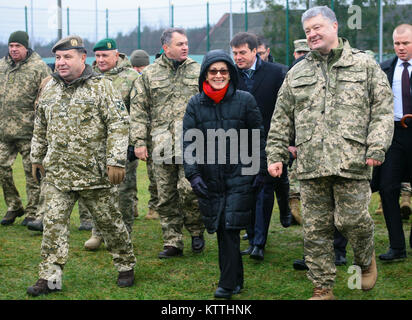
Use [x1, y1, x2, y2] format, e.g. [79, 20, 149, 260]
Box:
[0, 5, 411, 300]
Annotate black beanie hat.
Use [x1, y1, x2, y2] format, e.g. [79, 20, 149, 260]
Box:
[8, 31, 29, 48]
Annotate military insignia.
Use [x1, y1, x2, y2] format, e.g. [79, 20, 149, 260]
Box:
[116, 101, 125, 111]
[71, 39, 78, 46]
[107, 42, 112, 49]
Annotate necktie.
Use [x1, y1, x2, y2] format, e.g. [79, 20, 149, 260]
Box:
[402, 62, 412, 115]
[244, 69, 254, 78]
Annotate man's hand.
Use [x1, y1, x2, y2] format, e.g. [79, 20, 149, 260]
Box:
[288, 146, 297, 159]
[32, 164, 45, 184]
[366, 158, 382, 167]
[107, 166, 125, 185]
[135, 146, 148, 161]
[268, 162, 283, 178]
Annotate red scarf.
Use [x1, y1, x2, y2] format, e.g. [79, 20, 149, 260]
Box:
[202, 81, 229, 104]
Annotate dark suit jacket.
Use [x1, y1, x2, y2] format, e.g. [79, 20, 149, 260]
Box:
[236, 55, 285, 139]
[380, 56, 412, 91]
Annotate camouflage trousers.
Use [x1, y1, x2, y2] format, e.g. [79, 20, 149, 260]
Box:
[288, 161, 300, 199]
[300, 177, 374, 289]
[38, 183, 136, 282]
[154, 162, 204, 250]
[0, 139, 39, 217]
[79, 159, 138, 236]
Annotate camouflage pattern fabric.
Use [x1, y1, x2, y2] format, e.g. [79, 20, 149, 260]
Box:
[130, 54, 204, 248]
[31, 64, 129, 192]
[146, 141, 159, 211]
[401, 182, 412, 194]
[154, 163, 204, 250]
[39, 183, 136, 282]
[266, 38, 394, 180]
[288, 161, 300, 199]
[300, 177, 374, 288]
[0, 139, 39, 218]
[266, 38, 394, 290]
[79, 54, 140, 235]
[0, 50, 50, 218]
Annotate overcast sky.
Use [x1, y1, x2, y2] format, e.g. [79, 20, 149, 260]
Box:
[0, 0, 258, 44]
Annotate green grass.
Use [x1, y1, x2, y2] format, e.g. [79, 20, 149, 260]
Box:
[0, 155, 411, 300]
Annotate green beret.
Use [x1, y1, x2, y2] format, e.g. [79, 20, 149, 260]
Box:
[93, 38, 117, 52]
[130, 50, 150, 67]
[294, 39, 310, 53]
[9, 31, 29, 48]
[52, 35, 85, 53]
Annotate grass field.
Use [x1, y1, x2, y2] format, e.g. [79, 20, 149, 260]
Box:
[0, 155, 411, 300]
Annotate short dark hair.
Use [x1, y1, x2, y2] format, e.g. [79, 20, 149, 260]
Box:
[161, 27, 186, 46]
[230, 32, 258, 51]
[256, 35, 269, 49]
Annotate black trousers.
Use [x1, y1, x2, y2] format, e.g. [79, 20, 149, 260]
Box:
[333, 228, 348, 258]
[378, 123, 412, 250]
[216, 222, 243, 291]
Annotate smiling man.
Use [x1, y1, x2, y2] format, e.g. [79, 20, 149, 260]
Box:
[27, 35, 136, 296]
[0, 31, 50, 227]
[266, 6, 394, 299]
[130, 27, 205, 259]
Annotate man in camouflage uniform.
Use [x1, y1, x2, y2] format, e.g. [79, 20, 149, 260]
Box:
[0, 31, 50, 226]
[266, 6, 394, 299]
[130, 27, 205, 258]
[27, 36, 136, 296]
[82, 38, 140, 250]
[130, 49, 160, 220]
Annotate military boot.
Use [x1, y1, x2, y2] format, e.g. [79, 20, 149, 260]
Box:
[400, 192, 412, 220]
[84, 236, 103, 250]
[0, 208, 25, 226]
[145, 208, 159, 220]
[308, 287, 335, 300]
[117, 269, 134, 287]
[27, 219, 43, 232]
[375, 199, 383, 215]
[78, 220, 93, 231]
[289, 198, 302, 225]
[27, 279, 60, 297]
[361, 252, 377, 291]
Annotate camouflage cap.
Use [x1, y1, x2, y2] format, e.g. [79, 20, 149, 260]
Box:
[52, 35, 85, 53]
[294, 39, 310, 53]
[93, 38, 117, 52]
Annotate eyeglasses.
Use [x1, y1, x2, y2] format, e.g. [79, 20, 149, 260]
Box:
[208, 69, 229, 76]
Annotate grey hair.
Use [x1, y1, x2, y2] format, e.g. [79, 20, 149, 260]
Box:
[160, 27, 186, 46]
[301, 6, 337, 25]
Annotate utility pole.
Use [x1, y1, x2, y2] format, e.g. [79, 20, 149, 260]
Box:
[57, 0, 62, 40]
[95, 0, 98, 42]
[229, 0, 233, 44]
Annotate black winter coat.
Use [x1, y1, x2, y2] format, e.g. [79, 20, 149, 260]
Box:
[183, 50, 266, 234]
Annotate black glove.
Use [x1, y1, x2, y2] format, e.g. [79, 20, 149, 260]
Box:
[252, 173, 265, 192]
[127, 145, 138, 162]
[190, 175, 209, 199]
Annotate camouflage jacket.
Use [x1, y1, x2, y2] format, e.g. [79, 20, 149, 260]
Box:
[129, 54, 200, 159]
[31, 64, 129, 192]
[266, 38, 394, 181]
[92, 53, 139, 112]
[0, 50, 51, 141]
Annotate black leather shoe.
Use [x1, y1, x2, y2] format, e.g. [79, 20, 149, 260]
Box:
[158, 246, 183, 259]
[232, 285, 242, 295]
[241, 245, 253, 256]
[280, 211, 292, 228]
[214, 287, 232, 299]
[242, 233, 248, 240]
[293, 258, 309, 270]
[250, 246, 264, 261]
[378, 248, 407, 261]
[335, 255, 347, 266]
[1, 208, 25, 226]
[27, 219, 43, 232]
[191, 235, 205, 253]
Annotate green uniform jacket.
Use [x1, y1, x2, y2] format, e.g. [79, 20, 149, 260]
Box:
[30, 65, 129, 192]
[0, 50, 51, 141]
[92, 53, 139, 113]
[129, 54, 200, 159]
[266, 38, 394, 181]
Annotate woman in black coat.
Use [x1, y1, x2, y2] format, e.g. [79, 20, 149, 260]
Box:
[183, 50, 266, 299]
